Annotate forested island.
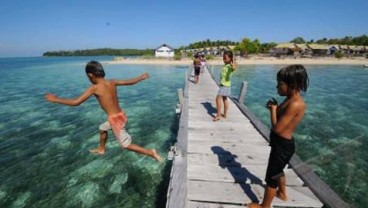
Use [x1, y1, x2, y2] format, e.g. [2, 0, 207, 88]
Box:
[43, 35, 368, 56]
[43, 48, 154, 56]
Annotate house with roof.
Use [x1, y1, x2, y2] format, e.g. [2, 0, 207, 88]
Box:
[205, 47, 214, 56]
[327, 45, 339, 55]
[273, 43, 301, 57]
[339, 45, 351, 55]
[216, 46, 231, 56]
[307, 44, 329, 56]
[155, 44, 175, 58]
[295, 44, 312, 55]
[350, 45, 366, 56]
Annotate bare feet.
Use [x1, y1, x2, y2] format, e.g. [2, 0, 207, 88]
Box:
[213, 115, 222, 122]
[151, 149, 163, 162]
[276, 191, 288, 201]
[89, 147, 105, 155]
[247, 203, 263, 208]
[221, 114, 227, 119]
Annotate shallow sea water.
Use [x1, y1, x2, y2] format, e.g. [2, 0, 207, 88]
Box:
[1, 57, 367, 207]
[211, 64, 368, 207]
[0, 57, 185, 208]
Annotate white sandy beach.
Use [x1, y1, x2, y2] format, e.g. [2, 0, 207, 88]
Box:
[106, 56, 368, 66]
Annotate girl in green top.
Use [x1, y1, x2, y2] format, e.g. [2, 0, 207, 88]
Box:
[213, 51, 237, 121]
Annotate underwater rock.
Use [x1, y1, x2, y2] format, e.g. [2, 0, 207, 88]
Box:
[68, 182, 100, 207]
[0, 188, 7, 203]
[73, 159, 114, 179]
[11, 191, 31, 208]
[109, 173, 129, 194]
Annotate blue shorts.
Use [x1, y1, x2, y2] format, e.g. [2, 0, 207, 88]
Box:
[218, 85, 231, 97]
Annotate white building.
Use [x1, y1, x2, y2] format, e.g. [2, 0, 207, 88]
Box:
[155, 44, 175, 57]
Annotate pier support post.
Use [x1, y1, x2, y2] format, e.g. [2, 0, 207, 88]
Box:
[238, 81, 248, 104]
[178, 88, 184, 105]
[176, 88, 184, 114]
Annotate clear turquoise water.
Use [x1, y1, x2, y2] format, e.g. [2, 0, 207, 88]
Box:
[212, 65, 368, 207]
[1, 58, 367, 208]
[0, 57, 185, 207]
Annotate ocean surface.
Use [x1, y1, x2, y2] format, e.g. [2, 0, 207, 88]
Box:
[211, 64, 368, 207]
[0, 57, 185, 208]
[0, 57, 367, 207]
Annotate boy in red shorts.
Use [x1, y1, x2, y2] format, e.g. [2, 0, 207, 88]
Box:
[45, 61, 162, 162]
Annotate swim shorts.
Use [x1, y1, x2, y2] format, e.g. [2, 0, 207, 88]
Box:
[99, 112, 132, 148]
[194, 67, 201, 76]
[265, 131, 295, 188]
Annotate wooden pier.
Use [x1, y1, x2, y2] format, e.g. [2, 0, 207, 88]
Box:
[166, 67, 349, 208]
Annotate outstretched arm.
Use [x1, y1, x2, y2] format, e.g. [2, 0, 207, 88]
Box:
[113, 73, 149, 86]
[45, 86, 96, 106]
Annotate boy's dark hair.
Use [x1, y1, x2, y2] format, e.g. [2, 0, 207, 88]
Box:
[277, 64, 309, 92]
[223, 50, 234, 62]
[85, 61, 105, 78]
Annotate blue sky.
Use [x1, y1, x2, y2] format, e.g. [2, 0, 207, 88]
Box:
[0, 0, 367, 57]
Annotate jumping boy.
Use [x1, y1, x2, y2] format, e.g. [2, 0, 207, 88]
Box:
[248, 64, 309, 207]
[45, 61, 162, 162]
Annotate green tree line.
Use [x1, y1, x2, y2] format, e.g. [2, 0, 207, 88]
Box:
[184, 39, 238, 49]
[233, 38, 277, 55]
[44, 35, 367, 57]
[43, 48, 154, 56]
[290, 35, 368, 45]
[177, 38, 277, 55]
[233, 35, 368, 55]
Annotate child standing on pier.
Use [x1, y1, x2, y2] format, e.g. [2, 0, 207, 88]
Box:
[213, 50, 237, 121]
[193, 54, 202, 84]
[248, 64, 309, 208]
[45, 61, 162, 162]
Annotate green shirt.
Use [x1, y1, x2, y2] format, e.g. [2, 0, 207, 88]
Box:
[220, 64, 234, 87]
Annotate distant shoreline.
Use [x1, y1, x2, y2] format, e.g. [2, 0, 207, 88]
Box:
[105, 56, 368, 66]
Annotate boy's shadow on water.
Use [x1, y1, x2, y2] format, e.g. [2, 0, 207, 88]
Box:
[211, 146, 263, 203]
[201, 101, 216, 118]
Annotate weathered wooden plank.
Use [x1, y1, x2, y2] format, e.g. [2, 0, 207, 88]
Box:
[293, 186, 321, 203]
[188, 114, 249, 121]
[189, 134, 268, 147]
[166, 71, 189, 208]
[188, 132, 267, 143]
[188, 121, 252, 128]
[188, 142, 271, 155]
[188, 164, 303, 187]
[188, 180, 260, 205]
[187, 201, 246, 208]
[188, 102, 243, 111]
[167, 67, 328, 208]
[188, 181, 323, 207]
[187, 127, 256, 135]
[188, 164, 266, 185]
[188, 151, 269, 166]
[188, 103, 242, 112]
